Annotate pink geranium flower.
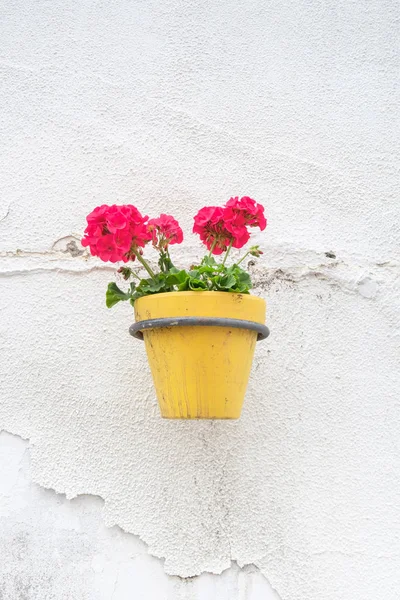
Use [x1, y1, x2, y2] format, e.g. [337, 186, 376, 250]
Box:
[224, 196, 267, 231]
[193, 206, 231, 254]
[81, 204, 151, 263]
[193, 205, 249, 254]
[147, 214, 183, 250]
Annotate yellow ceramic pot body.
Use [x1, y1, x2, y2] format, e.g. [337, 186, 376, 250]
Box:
[134, 291, 266, 419]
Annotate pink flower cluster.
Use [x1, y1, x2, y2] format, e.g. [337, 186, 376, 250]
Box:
[193, 196, 266, 255]
[148, 214, 183, 250]
[81, 205, 183, 263]
[82, 197, 266, 263]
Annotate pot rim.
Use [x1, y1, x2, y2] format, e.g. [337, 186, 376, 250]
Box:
[135, 290, 265, 302]
[134, 289, 267, 327]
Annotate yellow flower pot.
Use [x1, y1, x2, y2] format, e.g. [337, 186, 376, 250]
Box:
[131, 291, 268, 419]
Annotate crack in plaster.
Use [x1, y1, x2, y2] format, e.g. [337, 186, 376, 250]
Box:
[172, 561, 282, 599]
[251, 264, 386, 299]
[0, 246, 398, 302]
[0, 205, 11, 223]
[110, 574, 119, 600]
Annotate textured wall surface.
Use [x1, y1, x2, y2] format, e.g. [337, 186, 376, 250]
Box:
[0, 0, 399, 599]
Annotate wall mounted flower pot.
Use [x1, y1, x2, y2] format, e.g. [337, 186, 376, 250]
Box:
[130, 291, 269, 419]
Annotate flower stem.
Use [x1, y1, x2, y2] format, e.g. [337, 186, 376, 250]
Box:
[132, 249, 156, 279]
[222, 239, 233, 266]
[166, 247, 173, 269]
[208, 239, 217, 257]
[236, 250, 250, 266]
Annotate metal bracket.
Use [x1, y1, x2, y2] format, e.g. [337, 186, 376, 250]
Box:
[129, 317, 270, 342]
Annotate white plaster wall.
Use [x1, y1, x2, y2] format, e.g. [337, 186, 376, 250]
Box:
[0, 1, 399, 599]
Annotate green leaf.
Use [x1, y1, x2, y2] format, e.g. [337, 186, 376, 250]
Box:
[188, 278, 208, 290]
[188, 269, 201, 278]
[135, 274, 168, 295]
[235, 270, 252, 289]
[197, 265, 216, 275]
[177, 277, 190, 291]
[214, 273, 236, 290]
[129, 277, 167, 305]
[237, 277, 251, 289]
[225, 265, 252, 292]
[118, 255, 254, 306]
[166, 269, 189, 286]
[130, 290, 144, 306]
[147, 278, 167, 293]
[106, 282, 132, 308]
[201, 255, 217, 267]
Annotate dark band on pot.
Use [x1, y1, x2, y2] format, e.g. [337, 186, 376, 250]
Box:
[129, 317, 270, 342]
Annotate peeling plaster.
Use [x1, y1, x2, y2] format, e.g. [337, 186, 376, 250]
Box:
[0, 246, 398, 302]
[52, 236, 85, 257]
[0, 432, 280, 600]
